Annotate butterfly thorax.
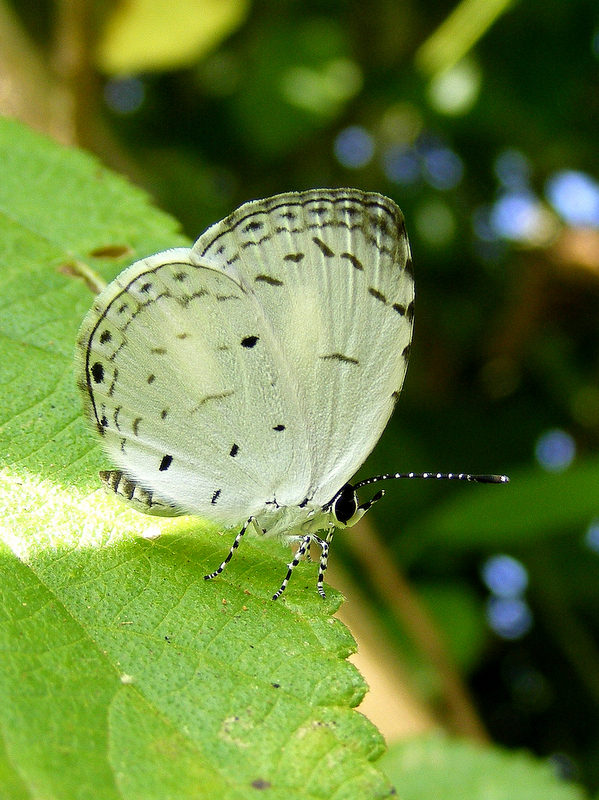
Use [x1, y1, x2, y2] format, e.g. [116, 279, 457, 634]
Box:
[254, 502, 337, 541]
[254, 481, 366, 541]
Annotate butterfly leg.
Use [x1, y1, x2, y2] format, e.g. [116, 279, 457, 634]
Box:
[272, 534, 312, 601]
[203, 517, 256, 582]
[312, 529, 335, 599]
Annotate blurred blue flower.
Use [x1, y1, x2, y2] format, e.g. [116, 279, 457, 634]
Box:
[423, 147, 464, 190]
[334, 126, 374, 169]
[494, 149, 531, 190]
[486, 597, 533, 640]
[546, 170, 599, 226]
[383, 145, 420, 185]
[482, 554, 529, 598]
[490, 191, 542, 241]
[535, 429, 576, 472]
[584, 518, 599, 553]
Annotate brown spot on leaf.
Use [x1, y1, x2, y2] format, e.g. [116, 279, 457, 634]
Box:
[89, 244, 132, 259]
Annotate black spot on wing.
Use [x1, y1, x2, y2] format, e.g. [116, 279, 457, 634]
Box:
[369, 287, 387, 303]
[99, 330, 111, 344]
[150, 347, 167, 355]
[91, 362, 104, 383]
[161, 409, 168, 419]
[255, 274, 283, 286]
[140, 282, 152, 294]
[108, 369, 118, 397]
[229, 443, 239, 457]
[402, 343, 411, 359]
[242, 233, 273, 249]
[370, 213, 393, 237]
[178, 288, 208, 307]
[159, 455, 173, 471]
[147, 374, 156, 384]
[406, 301, 415, 321]
[211, 489, 221, 504]
[312, 237, 334, 257]
[283, 253, 305, 263]
[341, 252, 363, 271]
[404, 257, 414, 278]
[243, 220, 264, 232]
[321, 353, 359, 365]
[273, 424, 285, 431]
[132, 417, 142, 436]
[193, 390, 234, 410]
[392, 303, 406, 316]
[241, 335, 259, 348]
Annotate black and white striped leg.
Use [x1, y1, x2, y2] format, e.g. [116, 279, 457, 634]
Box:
[204, 517, 255, 582]
[312, 530, 334, 599]
[272, 534, 312, 601]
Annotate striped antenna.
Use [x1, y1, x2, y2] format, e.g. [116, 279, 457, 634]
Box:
[354, 472, 509, 490]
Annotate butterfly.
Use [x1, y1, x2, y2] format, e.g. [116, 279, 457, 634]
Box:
[76, 188, 507, 599]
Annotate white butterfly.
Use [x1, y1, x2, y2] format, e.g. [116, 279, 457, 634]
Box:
[77, 189, 507, 599]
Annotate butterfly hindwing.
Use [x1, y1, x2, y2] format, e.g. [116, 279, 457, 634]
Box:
[77, 251, 313, 524]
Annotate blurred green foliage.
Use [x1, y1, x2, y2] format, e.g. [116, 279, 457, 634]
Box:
[5, 0, 599, 793]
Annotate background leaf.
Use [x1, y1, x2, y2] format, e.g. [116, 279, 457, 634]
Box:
[379, 734, 587, 800]
[416, 460, 599, 547]
[96, 0, 251, 75]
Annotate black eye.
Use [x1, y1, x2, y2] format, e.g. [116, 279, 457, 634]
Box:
[333, 484, 358, 525]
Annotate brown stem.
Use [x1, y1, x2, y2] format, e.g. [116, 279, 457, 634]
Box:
[344, 518, 489, 742]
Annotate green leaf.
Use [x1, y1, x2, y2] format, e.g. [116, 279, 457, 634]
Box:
[419, 583, 487, 671]
[379, 735, 588, 800]
[417, 461, 599, 547]
[0, 117, 390, 799]
[96, 0, 251, 75]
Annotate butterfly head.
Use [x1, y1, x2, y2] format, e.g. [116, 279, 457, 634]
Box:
[327, 482, 386, 529]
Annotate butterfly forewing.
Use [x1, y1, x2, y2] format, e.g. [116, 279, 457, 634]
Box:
[194, 189, 414, 505]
